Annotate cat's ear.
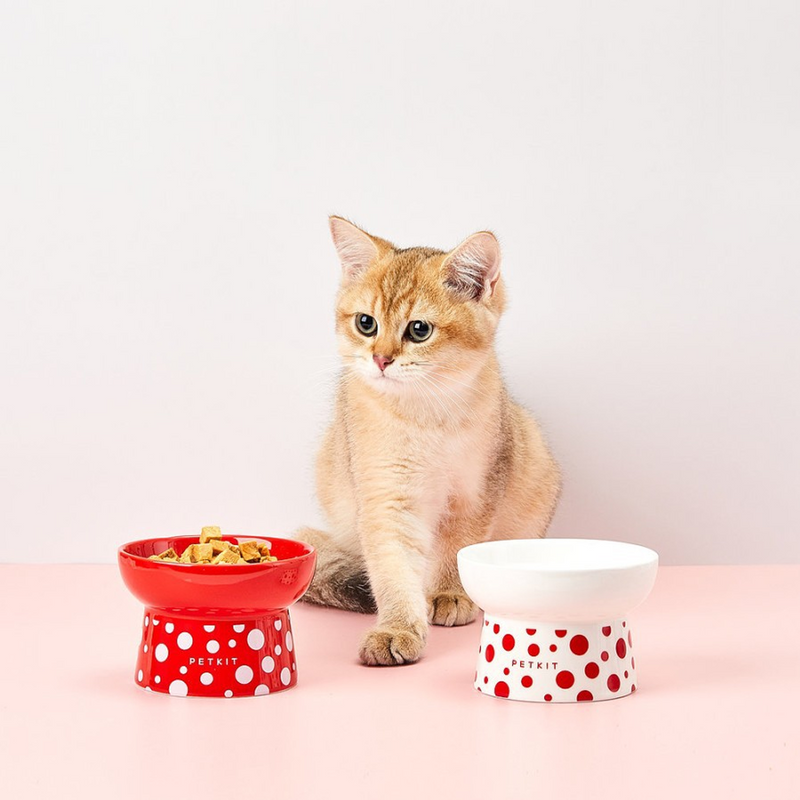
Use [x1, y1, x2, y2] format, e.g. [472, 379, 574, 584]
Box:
[442, 231, 502, 301]
[329, 216, 382, 283]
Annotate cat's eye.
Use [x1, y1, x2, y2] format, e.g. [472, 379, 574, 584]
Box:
[355, 314, 378, 337]
[405, 320, 433, 343]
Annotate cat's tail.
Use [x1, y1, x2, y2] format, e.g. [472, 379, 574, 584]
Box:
[295, 527, 377, 614]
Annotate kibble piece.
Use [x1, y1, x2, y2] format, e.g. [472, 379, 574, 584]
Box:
[260, 555, 278, 563]
[210, 539, 231, 555]
[212, 547, 240, 564]
[149, 547, 178, 561]
[239, 540, 262, 562]
[200, 526, 223, 544]
[195, 543, 214, 562]
[179, 544, 198, 563]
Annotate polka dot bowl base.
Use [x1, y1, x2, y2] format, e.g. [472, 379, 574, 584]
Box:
[135, 609, 297, 697]
[476, 617, 636, 703]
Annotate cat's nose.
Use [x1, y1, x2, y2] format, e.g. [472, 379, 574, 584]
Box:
[373, 354, 395, 372]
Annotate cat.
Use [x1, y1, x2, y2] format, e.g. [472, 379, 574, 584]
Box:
[298, 217, 561, 666]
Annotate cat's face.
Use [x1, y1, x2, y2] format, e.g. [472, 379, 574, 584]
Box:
[330, 218, 506, 397]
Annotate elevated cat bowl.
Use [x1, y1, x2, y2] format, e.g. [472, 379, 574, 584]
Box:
[118, 535, 315, 698]
[457, 538, 658, 703]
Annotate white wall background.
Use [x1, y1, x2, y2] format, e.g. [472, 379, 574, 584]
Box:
[1, 1, 798, 564]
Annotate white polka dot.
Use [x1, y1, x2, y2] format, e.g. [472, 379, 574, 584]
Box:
[144, 616, 149, 627]
[286, 631, 293, 652]
[203, 625, 215, 632]
[233, 624, 245, 633]
[224, 690, 233, 698]
[200, 672, 213, 685]
[280, 667, 291, 686]
[261, 655, 275, 673]
[137, 669, 143, 682]
[143, 644, 148, 654]
[254, 685, 269, 696]
[154, 676, 161, 684]
[154, 643, 169, 662]
[180, 666, 188, 675]
[275, 644, 282, 656]
[228, 639, 237, 648]
[292, 662, 296, 671]
[274, 619, 282, 631]
[145, 686, 151, 692]
[169, 680, 188, 697]
[165, 622, 175, 634]
[152, 618, 159, 625]
[206, 639, 220, 654]
[247, 629, 265, 650]
[235, 665, 254, 684]
[177, 632, 193, 650]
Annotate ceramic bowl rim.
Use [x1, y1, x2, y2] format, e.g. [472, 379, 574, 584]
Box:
[458, 538, 659, 576]
[118, 535, 316, 574]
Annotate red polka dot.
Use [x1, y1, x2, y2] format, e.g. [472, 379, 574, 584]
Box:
[549, 644, 558, 653]
[616, 638, 627, 658]
[632, 656, 636, 669]
[577, 690, 593, 702]
[622, 621, 627, 627]
[585, 662, 600, 679]
[494, 681, 510, 698]
[601, 651, 609, 662]
[544, 694, 553, 702]
[556, 671, 575, 689]
[484, 620, 489, 626]
[607, 674, 621, 692]
[555, 629, 567, 638]
[631, 684, 637, 692]
[521, 675, 533, 688]
[526, 628, 537, 635]
[528, 643, 540, 657]
[502, 634, 515, 651]
[570, 635, 589, 656]
[485, 644, 495, 662]
[628, 630, 633, 648]
[602, 626, 612, 637]
[503, 668, 510, 676]
[624, 670, 629, 679]
[493, 624, 500, 634]
[484, 676, 488, 684]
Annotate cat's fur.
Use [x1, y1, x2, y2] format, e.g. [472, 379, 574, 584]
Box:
[298, 217, 561, 666]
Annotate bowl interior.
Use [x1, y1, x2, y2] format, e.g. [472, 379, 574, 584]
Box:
[120, 535, 311, 563]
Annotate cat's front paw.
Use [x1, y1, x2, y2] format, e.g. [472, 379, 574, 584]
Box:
[359, 626, 426, 666]
[427, 592, 479, 627]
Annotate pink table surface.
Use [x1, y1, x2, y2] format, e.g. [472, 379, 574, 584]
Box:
[1, 564, 798, 799]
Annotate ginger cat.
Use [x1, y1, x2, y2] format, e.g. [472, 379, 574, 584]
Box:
[299, 217, 561, 666]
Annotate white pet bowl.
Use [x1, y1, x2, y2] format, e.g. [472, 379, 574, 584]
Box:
[457, 538, 658, 703]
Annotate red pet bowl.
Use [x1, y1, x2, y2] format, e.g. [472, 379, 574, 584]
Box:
[118, 536, 316, 698]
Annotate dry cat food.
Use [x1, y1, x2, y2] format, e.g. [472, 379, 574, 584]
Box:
[149, 527, 278, 565]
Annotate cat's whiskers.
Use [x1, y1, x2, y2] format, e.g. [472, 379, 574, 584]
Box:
[415, 371, 480, 427]
[415, 361, 500, 403]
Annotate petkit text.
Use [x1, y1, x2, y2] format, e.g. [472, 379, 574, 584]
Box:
[510, 660, 559, 670]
